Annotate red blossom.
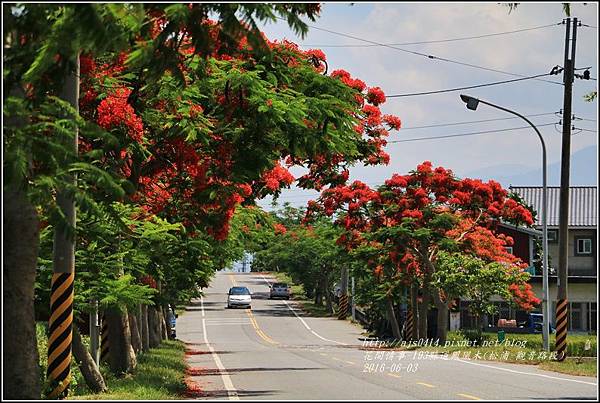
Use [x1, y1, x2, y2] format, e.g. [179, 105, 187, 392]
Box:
[366, 87, 386, 106]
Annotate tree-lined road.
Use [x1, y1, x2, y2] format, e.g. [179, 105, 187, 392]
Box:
[178, 272, 597, 400]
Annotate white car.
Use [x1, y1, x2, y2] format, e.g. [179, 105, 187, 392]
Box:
[227, 286, 252, 309]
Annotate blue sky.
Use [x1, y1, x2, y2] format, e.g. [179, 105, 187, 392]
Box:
[255, 2, 598, 210]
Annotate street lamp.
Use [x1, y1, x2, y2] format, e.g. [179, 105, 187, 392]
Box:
[460, 94, 550, 352]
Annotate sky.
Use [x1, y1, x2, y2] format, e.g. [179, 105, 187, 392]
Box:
[254, 2, 598, 211]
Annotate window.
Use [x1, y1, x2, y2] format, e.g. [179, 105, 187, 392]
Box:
[504, 246, 514, 255]
[589, 303, 597, 333]
[575, 237, 593, 256]
[569, 302, 583, 331]
[547, 229, 558, 243]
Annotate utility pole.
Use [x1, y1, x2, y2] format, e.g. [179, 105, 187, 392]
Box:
[556, 17, 578, 361]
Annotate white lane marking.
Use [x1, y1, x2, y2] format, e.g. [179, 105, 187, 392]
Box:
[455, 358, 598, 386]
[259, 274, 348, 346]
[201, 296, 239, 400]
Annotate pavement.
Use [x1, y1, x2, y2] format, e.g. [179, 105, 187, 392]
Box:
[177, 271, 598, 400]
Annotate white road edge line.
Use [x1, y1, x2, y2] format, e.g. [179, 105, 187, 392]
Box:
[259, 274, 348, 346]
[455, 358, 598, 386]
[201, 296, 240, 400]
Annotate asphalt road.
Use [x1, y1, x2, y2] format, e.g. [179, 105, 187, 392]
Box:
[178, 271, 598, 400]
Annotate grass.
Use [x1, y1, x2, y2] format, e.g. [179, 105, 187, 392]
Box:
[539, 357, 597, 376]
[71, 340, 187, 400]
[36, 322, 187, 400]
[392, 331, 597, 377]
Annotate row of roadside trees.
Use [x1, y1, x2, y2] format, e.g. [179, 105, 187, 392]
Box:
[3, 3, 402, 399]
[252, 162, 541, 345]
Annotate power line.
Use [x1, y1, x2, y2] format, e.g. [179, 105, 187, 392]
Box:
[387, 122, 558, 144]
[401, 112, 557, 130]
[299, 23, 560, 47]
[278, 17, 564, 87]
[386, 72, 556, 98]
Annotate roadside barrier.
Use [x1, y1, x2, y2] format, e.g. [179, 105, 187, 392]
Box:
[338, 294, 349, 320]
[100, 314, 109, 363]
[555, 299, 568, 361]
[46, 273, 74, 399]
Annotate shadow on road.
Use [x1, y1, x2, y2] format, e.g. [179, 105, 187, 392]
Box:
[188, 367, 324, 376]
[192, 389, 280, 398]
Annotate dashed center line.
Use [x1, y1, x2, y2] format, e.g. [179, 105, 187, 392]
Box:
[387, 373, 402, 378]
[416, 382, 436, 388]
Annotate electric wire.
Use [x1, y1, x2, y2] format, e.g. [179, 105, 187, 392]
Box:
[387, 122, 558, 144]
[277, 17, 564, 86]
[386, 73, 556, 98]
[299, 23, 560, 47]
[401, 112, 557, 130]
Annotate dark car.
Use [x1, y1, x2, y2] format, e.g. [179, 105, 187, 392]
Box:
[269, 283, 291, 300]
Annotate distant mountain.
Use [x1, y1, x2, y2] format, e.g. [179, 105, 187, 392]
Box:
[463, 145, 597, 187]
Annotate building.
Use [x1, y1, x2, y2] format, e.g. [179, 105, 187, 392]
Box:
[457, 186, 597, 334]
[508, 186, 597, 333]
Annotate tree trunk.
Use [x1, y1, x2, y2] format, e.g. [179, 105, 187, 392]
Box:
[386, 295, 402, 340]
[314, 280, 323, 306]
[410, 283, 419, 340]
[418, 287, 430, 340]
[128, 312, 141, 354]
[2, 188, 41, 399]
[148, 306, 161, 348]
[432, 290, 449, 345]
[158, 306, 168, 340]
[72, 325, 107, 393]
[323, 276, 333, 314]
[140, 305, 150, 352]
[105, 307, 137, 375]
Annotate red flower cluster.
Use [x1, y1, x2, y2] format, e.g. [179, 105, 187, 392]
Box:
[261, 162, 295, 191]
[273, 223, 287, 235]
[97, 88, 144, 143]
[139, 274, 157, 289]
[509, 283, 541, 311]
[366, 87, 386, 106]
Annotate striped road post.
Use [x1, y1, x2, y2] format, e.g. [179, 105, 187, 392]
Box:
[338, 294, 349, 320]
[100, 315, 109, 363]
[555, 299, 568, 361]
[404, 309, 414, 341]
[46, 273, 75, 399]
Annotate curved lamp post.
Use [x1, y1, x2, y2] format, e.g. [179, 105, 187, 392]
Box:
[460, 94, 550, 352]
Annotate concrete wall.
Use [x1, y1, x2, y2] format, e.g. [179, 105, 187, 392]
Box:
[546, 228, 597, 275]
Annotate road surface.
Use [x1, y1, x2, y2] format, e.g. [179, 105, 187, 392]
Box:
[178, 271, 597, 400]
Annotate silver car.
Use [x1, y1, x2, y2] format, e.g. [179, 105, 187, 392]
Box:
[269, 283, 291, 300]
[227, 286, 252, 309]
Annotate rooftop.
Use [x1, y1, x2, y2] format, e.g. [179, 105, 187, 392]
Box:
[509, 186, 597, 227]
